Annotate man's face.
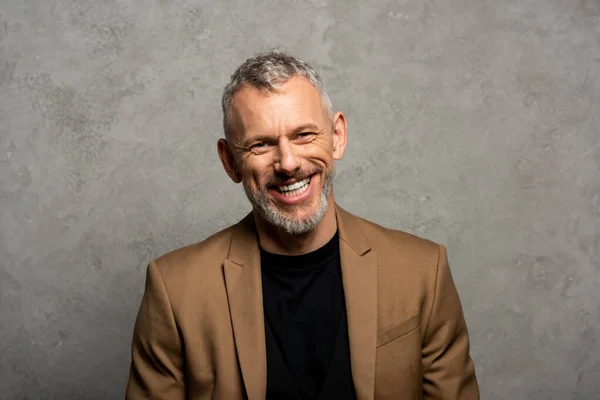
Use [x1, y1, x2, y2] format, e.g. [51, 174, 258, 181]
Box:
[222, 76, 346, 235]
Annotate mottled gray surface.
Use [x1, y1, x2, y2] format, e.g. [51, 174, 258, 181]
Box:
[1, 0, 599, 399]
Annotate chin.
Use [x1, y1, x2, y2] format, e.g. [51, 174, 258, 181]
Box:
[261, 197, 329, 236]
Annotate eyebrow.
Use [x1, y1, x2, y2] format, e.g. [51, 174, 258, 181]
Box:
[290, 123, 321, 134]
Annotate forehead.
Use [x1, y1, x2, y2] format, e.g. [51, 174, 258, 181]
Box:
[230, 76, 326, 138]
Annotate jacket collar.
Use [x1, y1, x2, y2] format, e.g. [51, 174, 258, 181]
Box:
[226, 204, 372, 262]
[226, 211, 260, 265]
[335, 205, 372, 256]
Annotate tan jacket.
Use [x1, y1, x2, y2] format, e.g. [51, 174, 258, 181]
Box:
[126, 205, 479, 399]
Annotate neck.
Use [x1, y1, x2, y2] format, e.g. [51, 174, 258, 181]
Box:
[254, 198, 338, 255]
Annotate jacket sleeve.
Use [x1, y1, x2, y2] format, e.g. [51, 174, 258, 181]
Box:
[421, 245, 479, 399]
[126, 261, 185, 400]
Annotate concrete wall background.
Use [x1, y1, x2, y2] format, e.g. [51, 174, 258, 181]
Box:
[1, 0, 599, 398]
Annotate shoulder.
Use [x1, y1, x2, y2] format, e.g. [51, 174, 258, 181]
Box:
[341, 210, 443, 287]
[147, 222, 240, 298]
[345, 211, 441, 258]
[154, 225, 235, 271]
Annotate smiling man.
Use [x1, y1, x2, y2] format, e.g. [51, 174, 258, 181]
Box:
[126, 50, 479, 400]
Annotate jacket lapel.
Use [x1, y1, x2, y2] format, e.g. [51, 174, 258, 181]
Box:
[223, 214, 266, 400]
[223, 206, 377, 400]
[336, 206, 378, 400]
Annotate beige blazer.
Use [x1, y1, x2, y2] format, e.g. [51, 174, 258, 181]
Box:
[126, 205, 479, 399]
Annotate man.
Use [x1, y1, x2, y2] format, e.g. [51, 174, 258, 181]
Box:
[126, 50, 479, 399]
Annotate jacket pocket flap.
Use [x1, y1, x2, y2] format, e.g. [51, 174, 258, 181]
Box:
[377, 313, 420, 347]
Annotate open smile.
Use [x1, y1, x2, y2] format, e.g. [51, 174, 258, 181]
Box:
[268, 174, 317, 205]
[276, 177, 311, 196]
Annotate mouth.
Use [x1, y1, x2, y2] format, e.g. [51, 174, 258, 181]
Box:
[267, 173, 317, 206]
[275, 176, 311, 197]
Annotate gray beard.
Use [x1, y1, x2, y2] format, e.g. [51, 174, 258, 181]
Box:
[243, 166, 335, 235]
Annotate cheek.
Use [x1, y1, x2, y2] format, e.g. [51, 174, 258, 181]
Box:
[309, 150, 334, 170]
[310, 138, 335, 161]
[242, 161, 272, 185]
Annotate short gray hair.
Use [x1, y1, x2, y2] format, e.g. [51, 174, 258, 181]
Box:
[221, 49, 332, 138]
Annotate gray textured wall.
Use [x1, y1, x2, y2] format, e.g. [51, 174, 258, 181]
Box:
[1, 0, 599, 399]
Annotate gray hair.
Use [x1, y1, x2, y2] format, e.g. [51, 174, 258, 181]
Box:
[221, 49, 333, 138]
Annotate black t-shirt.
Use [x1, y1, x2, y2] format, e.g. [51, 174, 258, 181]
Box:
[260, 232, 344, 399]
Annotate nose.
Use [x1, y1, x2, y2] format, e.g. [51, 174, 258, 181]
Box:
[274, 138, 301, 176]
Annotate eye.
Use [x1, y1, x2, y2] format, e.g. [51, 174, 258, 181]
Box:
[296, 132, 315, 141]
[250, 141, 272, 152]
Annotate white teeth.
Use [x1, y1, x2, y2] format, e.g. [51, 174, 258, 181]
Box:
[282, 183, 309, 197]
[278, 177, 310, 193]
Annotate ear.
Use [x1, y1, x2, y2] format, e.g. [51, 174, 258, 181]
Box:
[217, 138, 242, 183]
[331, 111, 348, 160]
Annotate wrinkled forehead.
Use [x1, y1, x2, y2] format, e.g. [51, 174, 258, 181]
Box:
[229, 77, 328, 140]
